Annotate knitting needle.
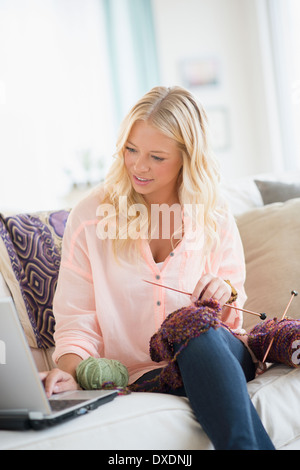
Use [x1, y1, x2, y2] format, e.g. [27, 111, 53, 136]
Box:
[281, 290, 298, 320]
[262, 290, 298, 363]
[142, 279, 267, 320]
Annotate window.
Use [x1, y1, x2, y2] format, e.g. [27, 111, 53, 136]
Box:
[0, 1, 115, 213]
[289, 0, 300, 169]
[267, 0, 300, 171]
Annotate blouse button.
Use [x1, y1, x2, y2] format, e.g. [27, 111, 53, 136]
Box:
[156, 274, 160, 280]
[157, 301, 161, 306]
[170, 252, 174, 257]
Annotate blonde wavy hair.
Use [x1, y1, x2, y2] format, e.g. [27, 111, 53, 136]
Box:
[99, 85, 221, 258]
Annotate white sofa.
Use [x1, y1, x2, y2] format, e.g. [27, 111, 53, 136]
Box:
[1, 175, 300, 450]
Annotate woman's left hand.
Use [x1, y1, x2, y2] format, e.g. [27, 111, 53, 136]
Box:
[191, 274, 232, 308]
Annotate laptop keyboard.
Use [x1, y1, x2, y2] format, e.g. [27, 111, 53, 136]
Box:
[49, 399, 87, 412]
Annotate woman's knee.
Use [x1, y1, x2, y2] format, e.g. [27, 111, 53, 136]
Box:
[174, 326, 255, 382]
[174, 327, 224, 358]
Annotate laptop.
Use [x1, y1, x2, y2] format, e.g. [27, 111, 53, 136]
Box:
[0, 297, 117, 430]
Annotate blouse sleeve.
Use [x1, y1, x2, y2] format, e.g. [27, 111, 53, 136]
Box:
[207, 209, 247, 331]
[52, 205, 104, 364]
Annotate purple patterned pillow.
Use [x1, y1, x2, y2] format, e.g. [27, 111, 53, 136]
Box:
[0, 210, 70, 348]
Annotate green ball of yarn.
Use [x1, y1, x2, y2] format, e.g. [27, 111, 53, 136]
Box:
[76, 357, 129, 390]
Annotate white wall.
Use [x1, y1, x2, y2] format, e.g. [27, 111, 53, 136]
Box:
[152, 0, 280, 179]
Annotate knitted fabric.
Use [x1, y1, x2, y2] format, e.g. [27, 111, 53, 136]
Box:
[130, 298, 222, 392]
[248, 318, 300, 367]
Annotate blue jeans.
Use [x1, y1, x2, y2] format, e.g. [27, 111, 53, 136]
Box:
[134, 327, 275, 450]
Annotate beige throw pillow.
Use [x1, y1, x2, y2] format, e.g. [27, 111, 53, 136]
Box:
[236, 198, 300, 332]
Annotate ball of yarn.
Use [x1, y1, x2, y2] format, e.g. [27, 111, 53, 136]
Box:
[248, 318, 300, 367]
[76, 357, 129, 390]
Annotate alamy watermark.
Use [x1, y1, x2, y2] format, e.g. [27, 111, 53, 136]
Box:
[107, 453, 192, 467]
[291, 340, 300, 366]
[96, 198, 205, 251]
[1, 335, 300, 368]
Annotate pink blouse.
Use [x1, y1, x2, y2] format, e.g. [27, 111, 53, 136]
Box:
[53, 186, 247, 384]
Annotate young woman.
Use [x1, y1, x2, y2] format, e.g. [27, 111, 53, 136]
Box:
[41, 86, 275, 450]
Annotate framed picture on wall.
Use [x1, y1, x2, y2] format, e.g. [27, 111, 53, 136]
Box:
[180, 57, 220, 88]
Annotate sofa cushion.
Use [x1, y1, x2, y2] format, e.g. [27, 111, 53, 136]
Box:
[0, 210, 69, 348]
[255, 179, 300, 205]
[247, 365, 300, 449]
[236, 198, 300, 332]
[220, 176, 264, 215]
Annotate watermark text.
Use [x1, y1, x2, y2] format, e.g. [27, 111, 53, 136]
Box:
[291, 339, 300, 366]
[96, 198, 204, 251]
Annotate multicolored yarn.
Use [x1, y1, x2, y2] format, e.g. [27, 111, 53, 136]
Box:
[75, 303, 300, 397]
[248, 318, 300, 367]
[130, 298, 223, 392]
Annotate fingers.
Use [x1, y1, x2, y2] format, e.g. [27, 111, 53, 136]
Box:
[40, 369, 79, 398]
[191, 274, 231, 307]
[256, 362, 267, 376]
[190, 274, 210, 302]
[40, 369, 62, 398]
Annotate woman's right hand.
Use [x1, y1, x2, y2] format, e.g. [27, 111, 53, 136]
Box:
[40, 368, 81, 398]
